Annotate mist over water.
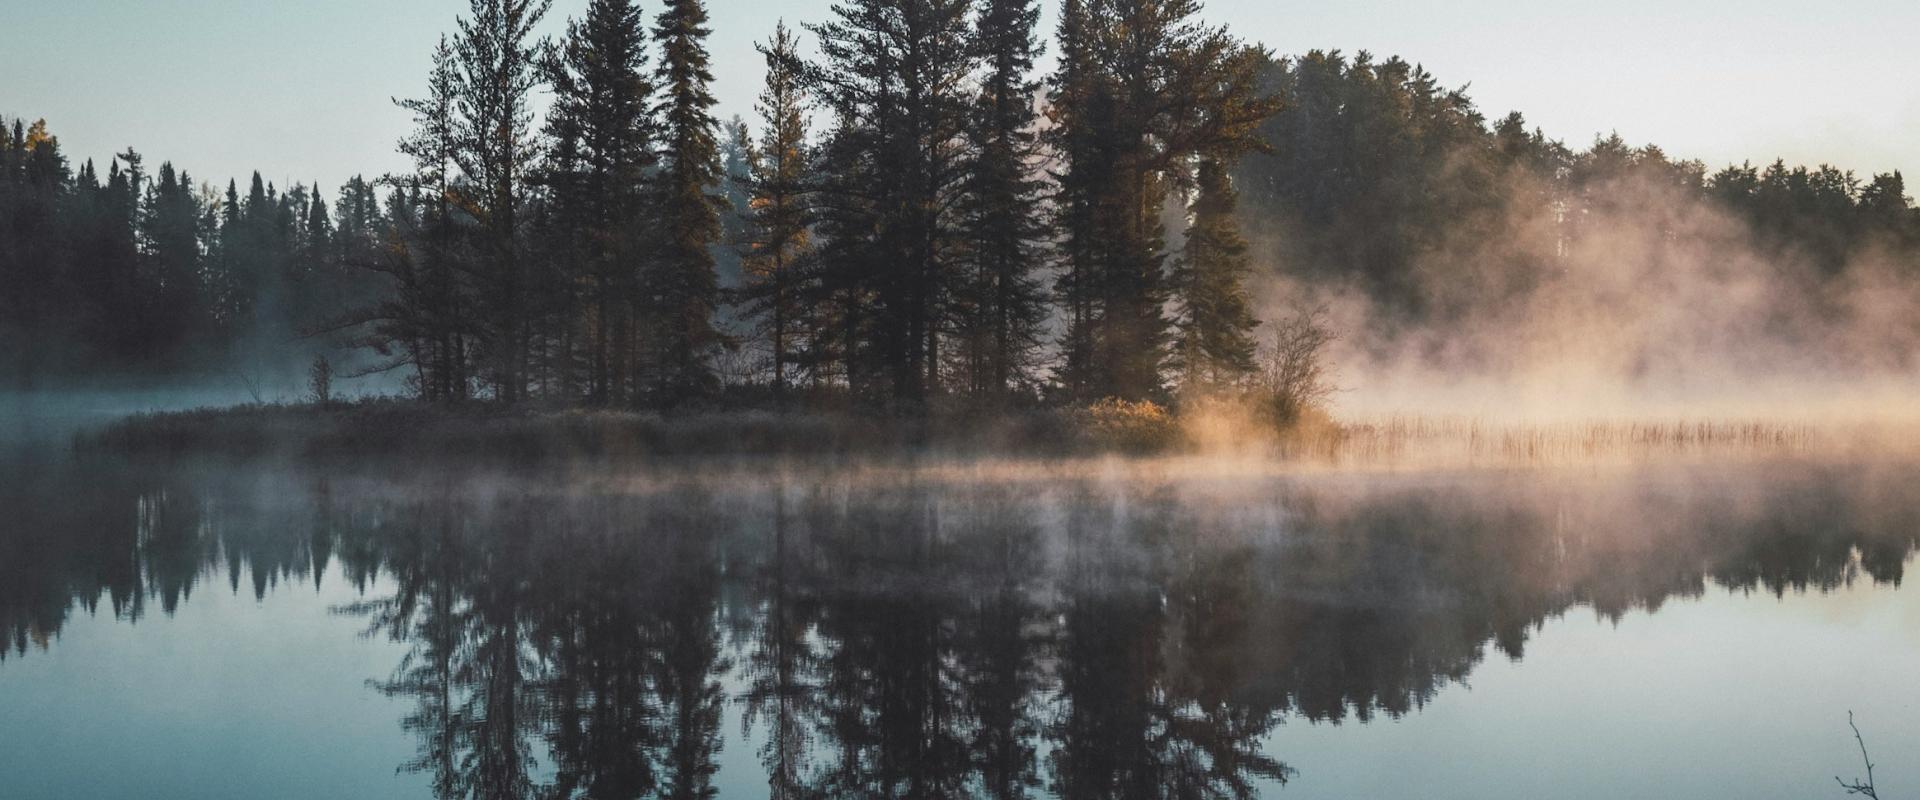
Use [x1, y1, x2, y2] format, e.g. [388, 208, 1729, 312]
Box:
[1234, 58, 1920, 427]
[5, 10, 1918, 800]
[3, 453, 1916, 798]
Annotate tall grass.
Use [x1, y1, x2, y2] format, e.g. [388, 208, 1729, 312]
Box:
[1332, 414, 1820, 466]
[78, 396, 1869, 468]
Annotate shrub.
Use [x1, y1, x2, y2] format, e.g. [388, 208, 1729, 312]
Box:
[1078, 397, 1179, 453]
[1255, 308, 1336, 427]
[308, 356, 334, 407]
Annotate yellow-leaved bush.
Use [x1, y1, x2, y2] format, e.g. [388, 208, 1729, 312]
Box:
[1078, 398, 1178, 452]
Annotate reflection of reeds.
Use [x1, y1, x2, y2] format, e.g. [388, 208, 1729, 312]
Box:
[1329, 415, 1821, 466]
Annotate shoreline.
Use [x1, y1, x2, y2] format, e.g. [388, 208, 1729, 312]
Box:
[72, 399, 1870, 469]
[72, 400, 1154, 462]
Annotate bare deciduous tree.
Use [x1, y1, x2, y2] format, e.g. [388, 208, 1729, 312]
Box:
[1257, 307, 1336, 425]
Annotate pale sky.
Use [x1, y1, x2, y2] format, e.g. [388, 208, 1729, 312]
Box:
[3, 0, 1915, 194]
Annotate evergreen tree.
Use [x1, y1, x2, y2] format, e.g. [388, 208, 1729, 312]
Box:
[1858, 171, 1912, 247]
[1047, 0, 1278, 401]
[543, 0, 657, 406]
[648, 0, 727, 405]
[956, 0, 1049, 402]
[0, 117, 71, 384]
[141, 161, 205, 355]
[450, 0, 553, 403]
[94, 151, 145, 358]
[1047, 0, 1102, 398]
[334, 176, 384, 244]
[355, 35, 477, 402]
[202, 178, 246, 335]
[806, 0, 978, 408]
[1170, 157, 1258, 390]
[716, 115, 754, 292]
[736, 22, 813, 404]
[305, 190, 333, 260]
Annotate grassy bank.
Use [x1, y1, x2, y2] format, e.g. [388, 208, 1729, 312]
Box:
[73, 398, 1195, 461]
[76, 396, 1845, 466]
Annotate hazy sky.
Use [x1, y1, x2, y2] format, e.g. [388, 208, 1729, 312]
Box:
[3, 0, 1915, 194]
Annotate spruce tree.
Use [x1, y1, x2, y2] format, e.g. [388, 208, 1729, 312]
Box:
[306, 191, 333, 258]
[806, 0, 977, 408]
[648, 0, 726, 405]
[370, 35, 475, 403]
[451, 0, 552, 403]
[715, 115, 753, 292]
[141, 162, 205, 353]
[737, 22, 812, 405]
[1046, 0, 1113, 399]
[1171, 157, 1259, 390]
[544, 0, 656, 406]
[1046, 0, 1278, 402]
[206, 179, 246, 334]
[957, 0, 1048, 402]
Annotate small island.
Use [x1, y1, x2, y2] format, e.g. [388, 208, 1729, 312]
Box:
[4, 0, 1918, 797]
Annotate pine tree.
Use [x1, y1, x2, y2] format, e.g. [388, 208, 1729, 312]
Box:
[1171, 157, 1258, 390]
[806, 0, 978, 408]
[956, 0, 1049, 402]
[359, 35, 476, 403]
[141, 162, 205, 354]
[648, 0, 726, 405]
[544, 0, 656, 406]
[736, 22, 813, 405]
[451, 0, 553, 403]
[1046, 0, 1278, 402]
[1048, 0, 1102, 399]
[0, 117, 70, 385]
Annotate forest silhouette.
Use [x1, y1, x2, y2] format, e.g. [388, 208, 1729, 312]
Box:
[3, 0, 1914, 416]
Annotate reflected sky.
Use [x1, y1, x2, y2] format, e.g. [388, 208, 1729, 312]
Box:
[2, 456, 1917, 799]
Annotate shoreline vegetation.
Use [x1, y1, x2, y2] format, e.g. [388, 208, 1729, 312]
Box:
[8, 0, 1918, 438]
[73, 397, 1331, 461]
[76, 398, 1831, 466]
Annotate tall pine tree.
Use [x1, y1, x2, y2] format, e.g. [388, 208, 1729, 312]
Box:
[806, 0, 977, 408]
[648, 0, 726, 405]
[450, 0, 552, 403]
[544, 0, 657, 406]
[737, 22, 813, 405]
[956, 0, 1049, 402]
[1047, 0, 1278, 402]
[1170, 157, 1259, 390]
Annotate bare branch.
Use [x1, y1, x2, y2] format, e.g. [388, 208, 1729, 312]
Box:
[1836, 711, 1881, 799]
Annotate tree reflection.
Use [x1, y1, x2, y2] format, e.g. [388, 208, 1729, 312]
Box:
[3, 459, 1918, 796]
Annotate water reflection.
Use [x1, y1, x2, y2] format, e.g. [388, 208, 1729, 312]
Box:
[3, 459, 1916, 798]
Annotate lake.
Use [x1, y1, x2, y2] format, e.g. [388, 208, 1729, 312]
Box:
[2, 441, 1917, 799]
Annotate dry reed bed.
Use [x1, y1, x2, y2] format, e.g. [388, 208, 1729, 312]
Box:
[1329, 416, 1822, 465]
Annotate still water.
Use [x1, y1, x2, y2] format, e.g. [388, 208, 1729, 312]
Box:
[2, 450, 1917, 799]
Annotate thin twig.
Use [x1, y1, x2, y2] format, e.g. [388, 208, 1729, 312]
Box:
[232, 368, 264, 405]
[1836, 710, 1880, 799]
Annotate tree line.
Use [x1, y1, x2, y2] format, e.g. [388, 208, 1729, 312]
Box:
[1234, 50, 1920, 326]
[5, 2, 1917, 406]
[0, 0, 1278, 409]
[347, 0, 1281, 409]
[0, 117, 385, 386]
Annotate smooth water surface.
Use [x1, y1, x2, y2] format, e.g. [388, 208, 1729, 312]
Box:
[3, 452, 1917, 799]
